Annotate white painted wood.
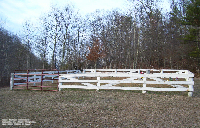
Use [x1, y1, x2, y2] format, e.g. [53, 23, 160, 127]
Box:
[97, 77, 100, 89]
[11, 69, 194, 97]
[59, 82, 62, 91]
[58, 85, 189, 91]
[10, 73, 14, 90]
[188, 77, 194, 97]
[142, 77, 146, 93]
[58, 69, 194, 97]
[12, 70, 61, 89]
[59, 73, 194, 78]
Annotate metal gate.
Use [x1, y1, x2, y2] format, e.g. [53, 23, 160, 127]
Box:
[10, 69, 59, 91]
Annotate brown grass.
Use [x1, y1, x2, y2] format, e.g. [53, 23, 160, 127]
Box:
[1, 79, 199, 127]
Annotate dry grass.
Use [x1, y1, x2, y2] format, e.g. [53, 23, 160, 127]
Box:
[0, 79, 200, 127]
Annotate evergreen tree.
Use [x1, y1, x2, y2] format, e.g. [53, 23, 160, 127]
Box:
[182, 0, 200, 72]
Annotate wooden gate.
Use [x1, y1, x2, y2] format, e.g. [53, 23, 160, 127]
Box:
[10, 69, 59, 91]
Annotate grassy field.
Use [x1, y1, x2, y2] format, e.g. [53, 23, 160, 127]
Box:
[0, 78, 200, 127]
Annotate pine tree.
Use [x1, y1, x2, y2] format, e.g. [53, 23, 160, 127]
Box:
[182, 0, 200, 71]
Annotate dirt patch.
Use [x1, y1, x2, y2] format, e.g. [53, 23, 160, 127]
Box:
[0, 79, 200, 127]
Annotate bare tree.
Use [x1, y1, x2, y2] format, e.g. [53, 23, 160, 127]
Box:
[22, 21, 34, 69]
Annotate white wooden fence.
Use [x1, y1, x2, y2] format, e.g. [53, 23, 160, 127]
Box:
[59, 69, 194, 97]
[10, 70, 81, 91]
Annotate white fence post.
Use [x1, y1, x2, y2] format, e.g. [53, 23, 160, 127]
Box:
[97, 77, 100, 90]
[59, 83, 62, 91]
[142, 76, 146, 93]
[34, 74, 36, 86]
[188, 77, 194, 97]
[59, 76, 62, 91]
[10, 73, 14, 90]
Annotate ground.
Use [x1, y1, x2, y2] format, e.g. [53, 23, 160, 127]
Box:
[0, 78, 200, 127]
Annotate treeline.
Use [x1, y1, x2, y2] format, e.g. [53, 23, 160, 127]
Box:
[1, 0, 199, 86]
[23, 0, 199, 74]
[0, 28, 45, 87]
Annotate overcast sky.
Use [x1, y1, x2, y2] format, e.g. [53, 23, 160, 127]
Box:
[0, 0, 170, 34]
[0, 0, 129, 34]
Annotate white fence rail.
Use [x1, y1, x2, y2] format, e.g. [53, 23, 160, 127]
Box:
[10, 70, 81, 91]
[59, 69, 194, 97]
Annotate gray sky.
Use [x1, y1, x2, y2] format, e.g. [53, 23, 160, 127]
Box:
[0, 0, 170, 34]
[0, 0, 129, 34]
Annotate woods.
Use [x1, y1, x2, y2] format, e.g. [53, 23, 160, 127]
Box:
[0, 28, 44, 86]
[1, 0, 200, 87]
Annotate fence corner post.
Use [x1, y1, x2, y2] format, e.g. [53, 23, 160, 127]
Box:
[188, 91, 193, 97]
[59, 87, 62, 91]
[188, 84, 194, 97]
[58, 75, 62, 91]
[10, 73, 14, 90]
[58, 82, 62, 91]
[187, 77, 194, 97]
